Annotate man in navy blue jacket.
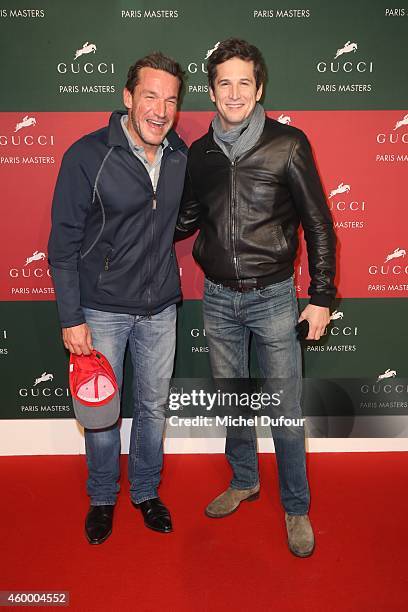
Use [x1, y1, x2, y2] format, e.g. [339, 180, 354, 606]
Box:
[48, 52, 187, 543]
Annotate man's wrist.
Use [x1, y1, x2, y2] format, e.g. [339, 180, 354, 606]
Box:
[61, 319, 86, 329]
[309, 293, 333, 308]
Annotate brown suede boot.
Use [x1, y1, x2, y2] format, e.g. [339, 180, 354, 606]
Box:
[285, 513, 315, 557]
[205, 485, 260, 518]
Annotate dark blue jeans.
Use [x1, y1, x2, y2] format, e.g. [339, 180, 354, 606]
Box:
[82, 304, 176, 505]
[203, 276, 310, 515]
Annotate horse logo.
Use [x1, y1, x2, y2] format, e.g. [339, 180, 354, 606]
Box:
[328, 182, 351, 199]
[277, 114, 291, 125]
[377, 369, 397, 382]
[15, 116, 36, 133]
[33, 372, 54, 386]
[205, 42, 220, 60]
[334, 41, 358, 60]
[384, 248, 406, 263]
[24, 251, 46, 266]
[394, 113, 408, 131]
[74, 42, 97, 60]
[330, 310, 344, 320]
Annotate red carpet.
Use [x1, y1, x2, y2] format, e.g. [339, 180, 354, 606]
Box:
[1, 453, 407, 611]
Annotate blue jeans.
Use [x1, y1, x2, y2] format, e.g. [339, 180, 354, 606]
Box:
[203, 276, 310, 515]
[82, 304, 176, 505]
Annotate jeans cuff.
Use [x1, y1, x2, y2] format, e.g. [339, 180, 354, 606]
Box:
[284, 502, 310, 515]
[131, 494, 158, 505]
[90, 500, 116, 506]
[230, 481, 260, 491]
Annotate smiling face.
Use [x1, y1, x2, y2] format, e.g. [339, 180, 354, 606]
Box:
[209, 57, 263, 131]
[123, 67, 179, 156]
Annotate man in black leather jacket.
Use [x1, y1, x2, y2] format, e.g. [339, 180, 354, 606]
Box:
[176, 39, 336, 557]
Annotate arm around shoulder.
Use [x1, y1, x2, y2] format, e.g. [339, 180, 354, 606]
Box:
[174, 158, 201, 241]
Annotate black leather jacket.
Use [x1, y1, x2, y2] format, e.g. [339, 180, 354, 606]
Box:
[176, 117, 336, 307]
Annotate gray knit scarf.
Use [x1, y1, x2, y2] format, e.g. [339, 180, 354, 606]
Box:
[212, 103, 265, 161]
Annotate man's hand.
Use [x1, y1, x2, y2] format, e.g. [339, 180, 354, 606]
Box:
[298, 304, 330, 341]
[62, 323, 93, 355]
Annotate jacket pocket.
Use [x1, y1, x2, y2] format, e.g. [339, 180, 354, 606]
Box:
[96, 246, 145, 300]
[271, 225, 289, 256]
[97, 247, 114, 282]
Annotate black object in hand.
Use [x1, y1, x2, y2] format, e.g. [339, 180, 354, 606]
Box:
[295, 319, 309, 340]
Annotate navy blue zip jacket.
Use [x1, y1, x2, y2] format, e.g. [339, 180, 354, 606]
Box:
[48, 110, 187, 328]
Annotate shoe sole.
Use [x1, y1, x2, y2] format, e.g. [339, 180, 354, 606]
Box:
[85, 528, 112, 545]
[132, 501, 172, 533]
[287, 542, 315, 558]
[205, 491, 260, 518]
[143, 521, 173, 534]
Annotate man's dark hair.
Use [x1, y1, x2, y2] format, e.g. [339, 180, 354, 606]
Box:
[207, 38, 267, 91]
[125, 51, 185, 96]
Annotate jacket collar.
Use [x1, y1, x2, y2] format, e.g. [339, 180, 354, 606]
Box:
[204, 125, 223, 153]
[108, 110, 185, 152]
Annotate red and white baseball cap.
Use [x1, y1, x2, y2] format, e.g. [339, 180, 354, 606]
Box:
[69, 350, 119, 429]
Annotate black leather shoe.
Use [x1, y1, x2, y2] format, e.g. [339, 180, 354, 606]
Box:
[85, 505, 114, 544]
[135, 498, 172, 533]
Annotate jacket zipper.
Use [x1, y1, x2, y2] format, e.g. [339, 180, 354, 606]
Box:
[102, 144, 181, 316]
[206, 148, 239, 279]
[131, 152, 165, 317]
[230, 160, 239, 279]
[146, 144, 174, 317]
[146, 188, 157, 318]
[104, 247, 113, 271]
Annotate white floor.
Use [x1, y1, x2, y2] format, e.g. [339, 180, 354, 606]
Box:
[1, 418, 408, 455]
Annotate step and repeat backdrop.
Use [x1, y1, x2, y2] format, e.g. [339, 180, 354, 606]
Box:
[1, 0, 407, 452]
